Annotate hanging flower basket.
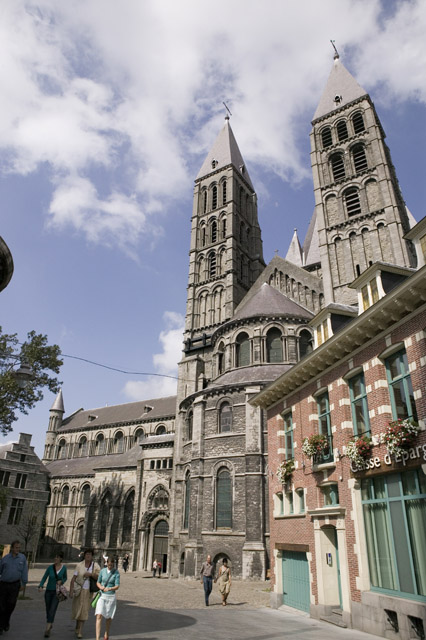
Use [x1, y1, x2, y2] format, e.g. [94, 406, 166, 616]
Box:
[345, 435, 373, 466]
[380, 419, 420, 456]
[276, 459, 295, 484]
[302, 433, 328, 458]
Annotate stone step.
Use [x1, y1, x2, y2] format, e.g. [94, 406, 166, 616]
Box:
[320, 614, 347, 629]
[331, 608, 343, 616]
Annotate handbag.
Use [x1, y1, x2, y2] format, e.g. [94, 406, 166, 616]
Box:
[89, 576, 100, 593]
[91, 570, 116, 609]
[53, 564, 68, 602]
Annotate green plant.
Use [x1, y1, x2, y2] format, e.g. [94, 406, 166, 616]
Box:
[380, 419, 419, 456]
[345, 435, 373, 466]
[276, 459, 295, 484]
[302, 433, 328, 457]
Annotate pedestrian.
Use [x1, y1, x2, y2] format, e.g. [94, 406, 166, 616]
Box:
[94, 556, 120, 640]
[102, 551, 108, 568]
[122, 554, 129, 573]
[38, 551, 68, 637]
[114, 555, 119, 570]
[157, 560, 162, 578]
[70, 548, 100, 639]
[200, 554, 215, 606]
[152, 559, 157, 578]
[216, 558, 232, 606]
[0, 540, 28, 636]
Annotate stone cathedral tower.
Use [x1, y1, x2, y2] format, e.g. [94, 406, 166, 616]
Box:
[310, 53, 415, 306]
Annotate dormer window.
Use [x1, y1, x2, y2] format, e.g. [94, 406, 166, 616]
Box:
[144, 405, 153, 414]
[211, 159, 218, 169]
[361, 278, 380, 311]
[315, 319, 330, 347]
[87, 414, 97, 423]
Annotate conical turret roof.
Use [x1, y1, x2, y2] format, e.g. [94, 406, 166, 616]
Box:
[313, 57, 368, 121]
[51, 388, 64, 413]
[196, 119, 254, 189]
[285, 229, 303, 266]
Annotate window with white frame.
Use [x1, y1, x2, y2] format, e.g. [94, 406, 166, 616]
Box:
[348, 372, 370, 436]
[385, 350, 417, 421]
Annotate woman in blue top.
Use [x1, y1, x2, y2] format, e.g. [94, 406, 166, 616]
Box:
[38, 552, 67, 637]
[95, 557, 120, 640]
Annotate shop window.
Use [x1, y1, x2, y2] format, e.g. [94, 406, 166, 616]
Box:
[361, 470, 426, 598]
[219, 402, 232, 433]
[322, 484, 339, 506]
[321, 127, 332, 148]
[316, 392, 333, 463]
[283, 412, 294, 460]
[216, 468, 232, 528]
[349, 372, 370, 436]
[266, 328, 283, 362]
[385, 350, 417, 421]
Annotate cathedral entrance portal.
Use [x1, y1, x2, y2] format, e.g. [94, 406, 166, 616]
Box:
[153, 520, 169, 573]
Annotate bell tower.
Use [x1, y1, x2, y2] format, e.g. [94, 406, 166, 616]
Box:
[310, 52, 415, 306]
[184, 117, 265, 351]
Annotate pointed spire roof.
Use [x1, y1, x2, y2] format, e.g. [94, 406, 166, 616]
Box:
[196, 118, 254, 189]
[285, 229, 303, 266]
[51, 389, 64, 413]
[313, 57, 368, 121]
[302, 209, 321, 266]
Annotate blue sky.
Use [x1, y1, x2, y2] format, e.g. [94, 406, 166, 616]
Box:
[1, 0, 425, 456]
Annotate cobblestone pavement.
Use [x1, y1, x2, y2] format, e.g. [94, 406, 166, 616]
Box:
[4, 564, 382, 640]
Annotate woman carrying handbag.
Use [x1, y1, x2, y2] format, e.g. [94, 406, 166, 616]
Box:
[38, 551, 68, 637]
[69, 548, 100, 639]
[94, 556, 120, 640]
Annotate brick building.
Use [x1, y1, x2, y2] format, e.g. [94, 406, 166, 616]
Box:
[0, 433, 50, 559]
[251, 227, 426, 637]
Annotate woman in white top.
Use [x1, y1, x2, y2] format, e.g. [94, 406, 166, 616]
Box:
[95, 557, 120, 640]
[69, 549, 100, 639]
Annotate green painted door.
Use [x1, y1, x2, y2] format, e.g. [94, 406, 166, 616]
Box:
[282, 551, 310, 613]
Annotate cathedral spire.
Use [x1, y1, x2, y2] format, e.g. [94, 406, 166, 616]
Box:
[313, 57, 367, 121]
[285, 229, 303, 266]
[196, 119, 254, 189]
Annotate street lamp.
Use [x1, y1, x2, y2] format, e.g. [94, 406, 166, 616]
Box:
[12, 361, 34, 387]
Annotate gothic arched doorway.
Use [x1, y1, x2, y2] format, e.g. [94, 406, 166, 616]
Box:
[152, 520, 169, 573]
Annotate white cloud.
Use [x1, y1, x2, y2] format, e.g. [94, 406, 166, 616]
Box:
[1, 0, 425, 253]
[123, 311, 184, 400]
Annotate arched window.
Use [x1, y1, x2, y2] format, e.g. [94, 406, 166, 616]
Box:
[134, 428, 145, 443]
[219, 402, 232, 433]
[78, 436, 88, 457]
[154, 520, 169, 536]
[344, 187, 362, 217]
[266, 328, 283, 363]
[76, 522, 84, 545]
[62, 485, 69, 505]
[217, 342, 225, 375]
[114, 431, 124, 453]
[122, 491, 134, 543]
[330, 153, 345, 181]
[212, 185, 218, 210]
[299, 329, 313, 358]
[321, 126, 332, 148]
[200, 223, 206, 247]
[209, 252, 217, 278]
[95, 434, 106, 455]
[154, 489, 169, 509]
[352, 144, 368, 173]
[203, 190, 207, 214]
[236, 332, 250, 367]
[352, 111, 365, 134]
[221, 216, 226, 239]
[336, 120, 349, 142]
[57, 524, 65, 543]
[239, 186, 244, 210]
[216, 469, 232, 528]
[183, 473, 191, 529]
[185, 409, 193, 440]
[239, 222, 244, 244]
[210, 219, 217, 243]
[58, 439, 66, 460]
[156, 425, 166, 435]
[99, 492, 111, 542]
[222, 180, 227, 205]
[81, 484, 91, 505]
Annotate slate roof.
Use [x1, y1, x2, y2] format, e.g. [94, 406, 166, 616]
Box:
[51, 389, 65, 412]
[302, 210, 321, 267]
[285, 230, 303, 266]
[196, 119, 254, 189]
[210, 363, 291, 388]
[46, 444, 143, 478]
[59, 396, 177, 431]
[313, 57, 367, 121]
[233, 283, 313, 321]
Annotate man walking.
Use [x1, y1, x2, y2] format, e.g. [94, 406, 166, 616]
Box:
[200, 555, 215, 606]
[0, 540, 28, 635]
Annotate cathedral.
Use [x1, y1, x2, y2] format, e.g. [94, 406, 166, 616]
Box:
[41, 53, 415, 579]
